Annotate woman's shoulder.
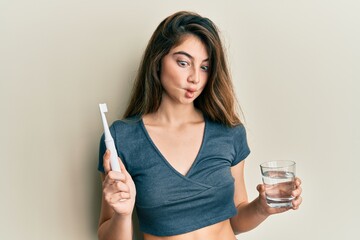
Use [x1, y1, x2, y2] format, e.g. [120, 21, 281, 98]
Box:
[110, 115, 143, 133]
[206, 117, 246, 134]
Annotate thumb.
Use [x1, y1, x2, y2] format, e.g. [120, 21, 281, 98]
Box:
[257, 184, 266, 196]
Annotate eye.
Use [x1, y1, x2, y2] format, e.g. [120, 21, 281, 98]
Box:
[201, 65, 209, 72]
[177, 60, 189, 67]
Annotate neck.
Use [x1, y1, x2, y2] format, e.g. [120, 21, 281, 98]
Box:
[148, 98, 203, 126]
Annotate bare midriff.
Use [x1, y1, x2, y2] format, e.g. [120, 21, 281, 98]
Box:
[143, 219, 236, 240]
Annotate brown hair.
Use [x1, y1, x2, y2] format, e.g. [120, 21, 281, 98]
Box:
[123, 11, 242, 127]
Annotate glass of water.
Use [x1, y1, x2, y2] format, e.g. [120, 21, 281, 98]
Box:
[260, 160, 296, 208]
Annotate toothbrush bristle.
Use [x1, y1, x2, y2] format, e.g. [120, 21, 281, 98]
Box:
[99, 103, 108, 113]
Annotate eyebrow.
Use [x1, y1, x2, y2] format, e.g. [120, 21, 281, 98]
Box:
[173, 51, 209, 62]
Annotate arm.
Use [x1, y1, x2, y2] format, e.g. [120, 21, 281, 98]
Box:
[98, 173, 133, 240]
[229, 161, 267, 233]
[230, 161, 302, 234]
[98, 150, 136, 240]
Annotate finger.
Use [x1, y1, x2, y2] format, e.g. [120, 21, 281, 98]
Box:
[256, 184, 266, 196]
[295, 177, 302, 186]
[103, 171, 126, 190]
[107, 171, 126, 182]
[292, 196, 303, 210]
[103, 149, 111, 174]
[292, 185, 302, 197]
[105, 193, 122, 204]
[107, 192, 131, 204]
[103, 177, 130, 197]
[113, 180, 130, 193]
[118, 191, 131, 200]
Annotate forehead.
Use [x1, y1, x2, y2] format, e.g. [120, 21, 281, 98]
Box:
[169, 35, 209, 59]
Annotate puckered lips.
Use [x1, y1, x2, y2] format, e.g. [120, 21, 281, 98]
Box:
[184, 87, 197, 98]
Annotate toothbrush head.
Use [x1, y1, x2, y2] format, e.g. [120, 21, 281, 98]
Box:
[99, 103, 108, 113]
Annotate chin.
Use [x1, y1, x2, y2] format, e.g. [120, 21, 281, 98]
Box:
[183, 96, 199, 104]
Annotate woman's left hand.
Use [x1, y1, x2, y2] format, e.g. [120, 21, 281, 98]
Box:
[256, 177, 303, 216]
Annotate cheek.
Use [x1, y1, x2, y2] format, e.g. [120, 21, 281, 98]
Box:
[160, 68, 184, 88]
[200, 75, 209, 89]
[160, 71, 180, 93]
[160, 61, 175, 81]
[160, 71, 174, 88]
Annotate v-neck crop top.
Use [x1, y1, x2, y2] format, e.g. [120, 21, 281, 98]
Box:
[98, 116, 250, 236]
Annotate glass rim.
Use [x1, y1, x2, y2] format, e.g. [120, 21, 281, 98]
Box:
[260, 160, 296, 169]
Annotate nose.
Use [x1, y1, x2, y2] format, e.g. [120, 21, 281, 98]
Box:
[188, 68, 200, 84]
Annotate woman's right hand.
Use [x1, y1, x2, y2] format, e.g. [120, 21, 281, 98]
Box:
[102, 150, 136, 216]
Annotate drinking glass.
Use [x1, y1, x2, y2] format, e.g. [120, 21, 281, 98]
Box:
[260, 160, 296, 208]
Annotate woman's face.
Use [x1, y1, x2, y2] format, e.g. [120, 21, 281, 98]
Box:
[160, 34, 209, 105]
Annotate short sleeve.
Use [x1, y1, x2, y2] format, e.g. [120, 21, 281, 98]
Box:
[231, 124, 251, 166]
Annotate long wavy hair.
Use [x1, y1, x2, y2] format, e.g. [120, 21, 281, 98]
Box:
[123, 11, 243, 127]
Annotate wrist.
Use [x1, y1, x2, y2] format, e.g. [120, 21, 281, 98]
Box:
[112, 212, 133, 222]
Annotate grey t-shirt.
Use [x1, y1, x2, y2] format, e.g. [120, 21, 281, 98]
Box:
[98, 116, 250, 236]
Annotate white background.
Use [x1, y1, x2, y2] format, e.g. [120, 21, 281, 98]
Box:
[1, 0, 359, 239]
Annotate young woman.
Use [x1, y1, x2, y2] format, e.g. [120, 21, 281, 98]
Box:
[97, 11, 302, 240]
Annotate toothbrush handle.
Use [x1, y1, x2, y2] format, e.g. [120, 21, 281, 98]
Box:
[105, 139, 121, 172]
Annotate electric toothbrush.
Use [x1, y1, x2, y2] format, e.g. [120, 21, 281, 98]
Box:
[99, 103, 121, 172]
